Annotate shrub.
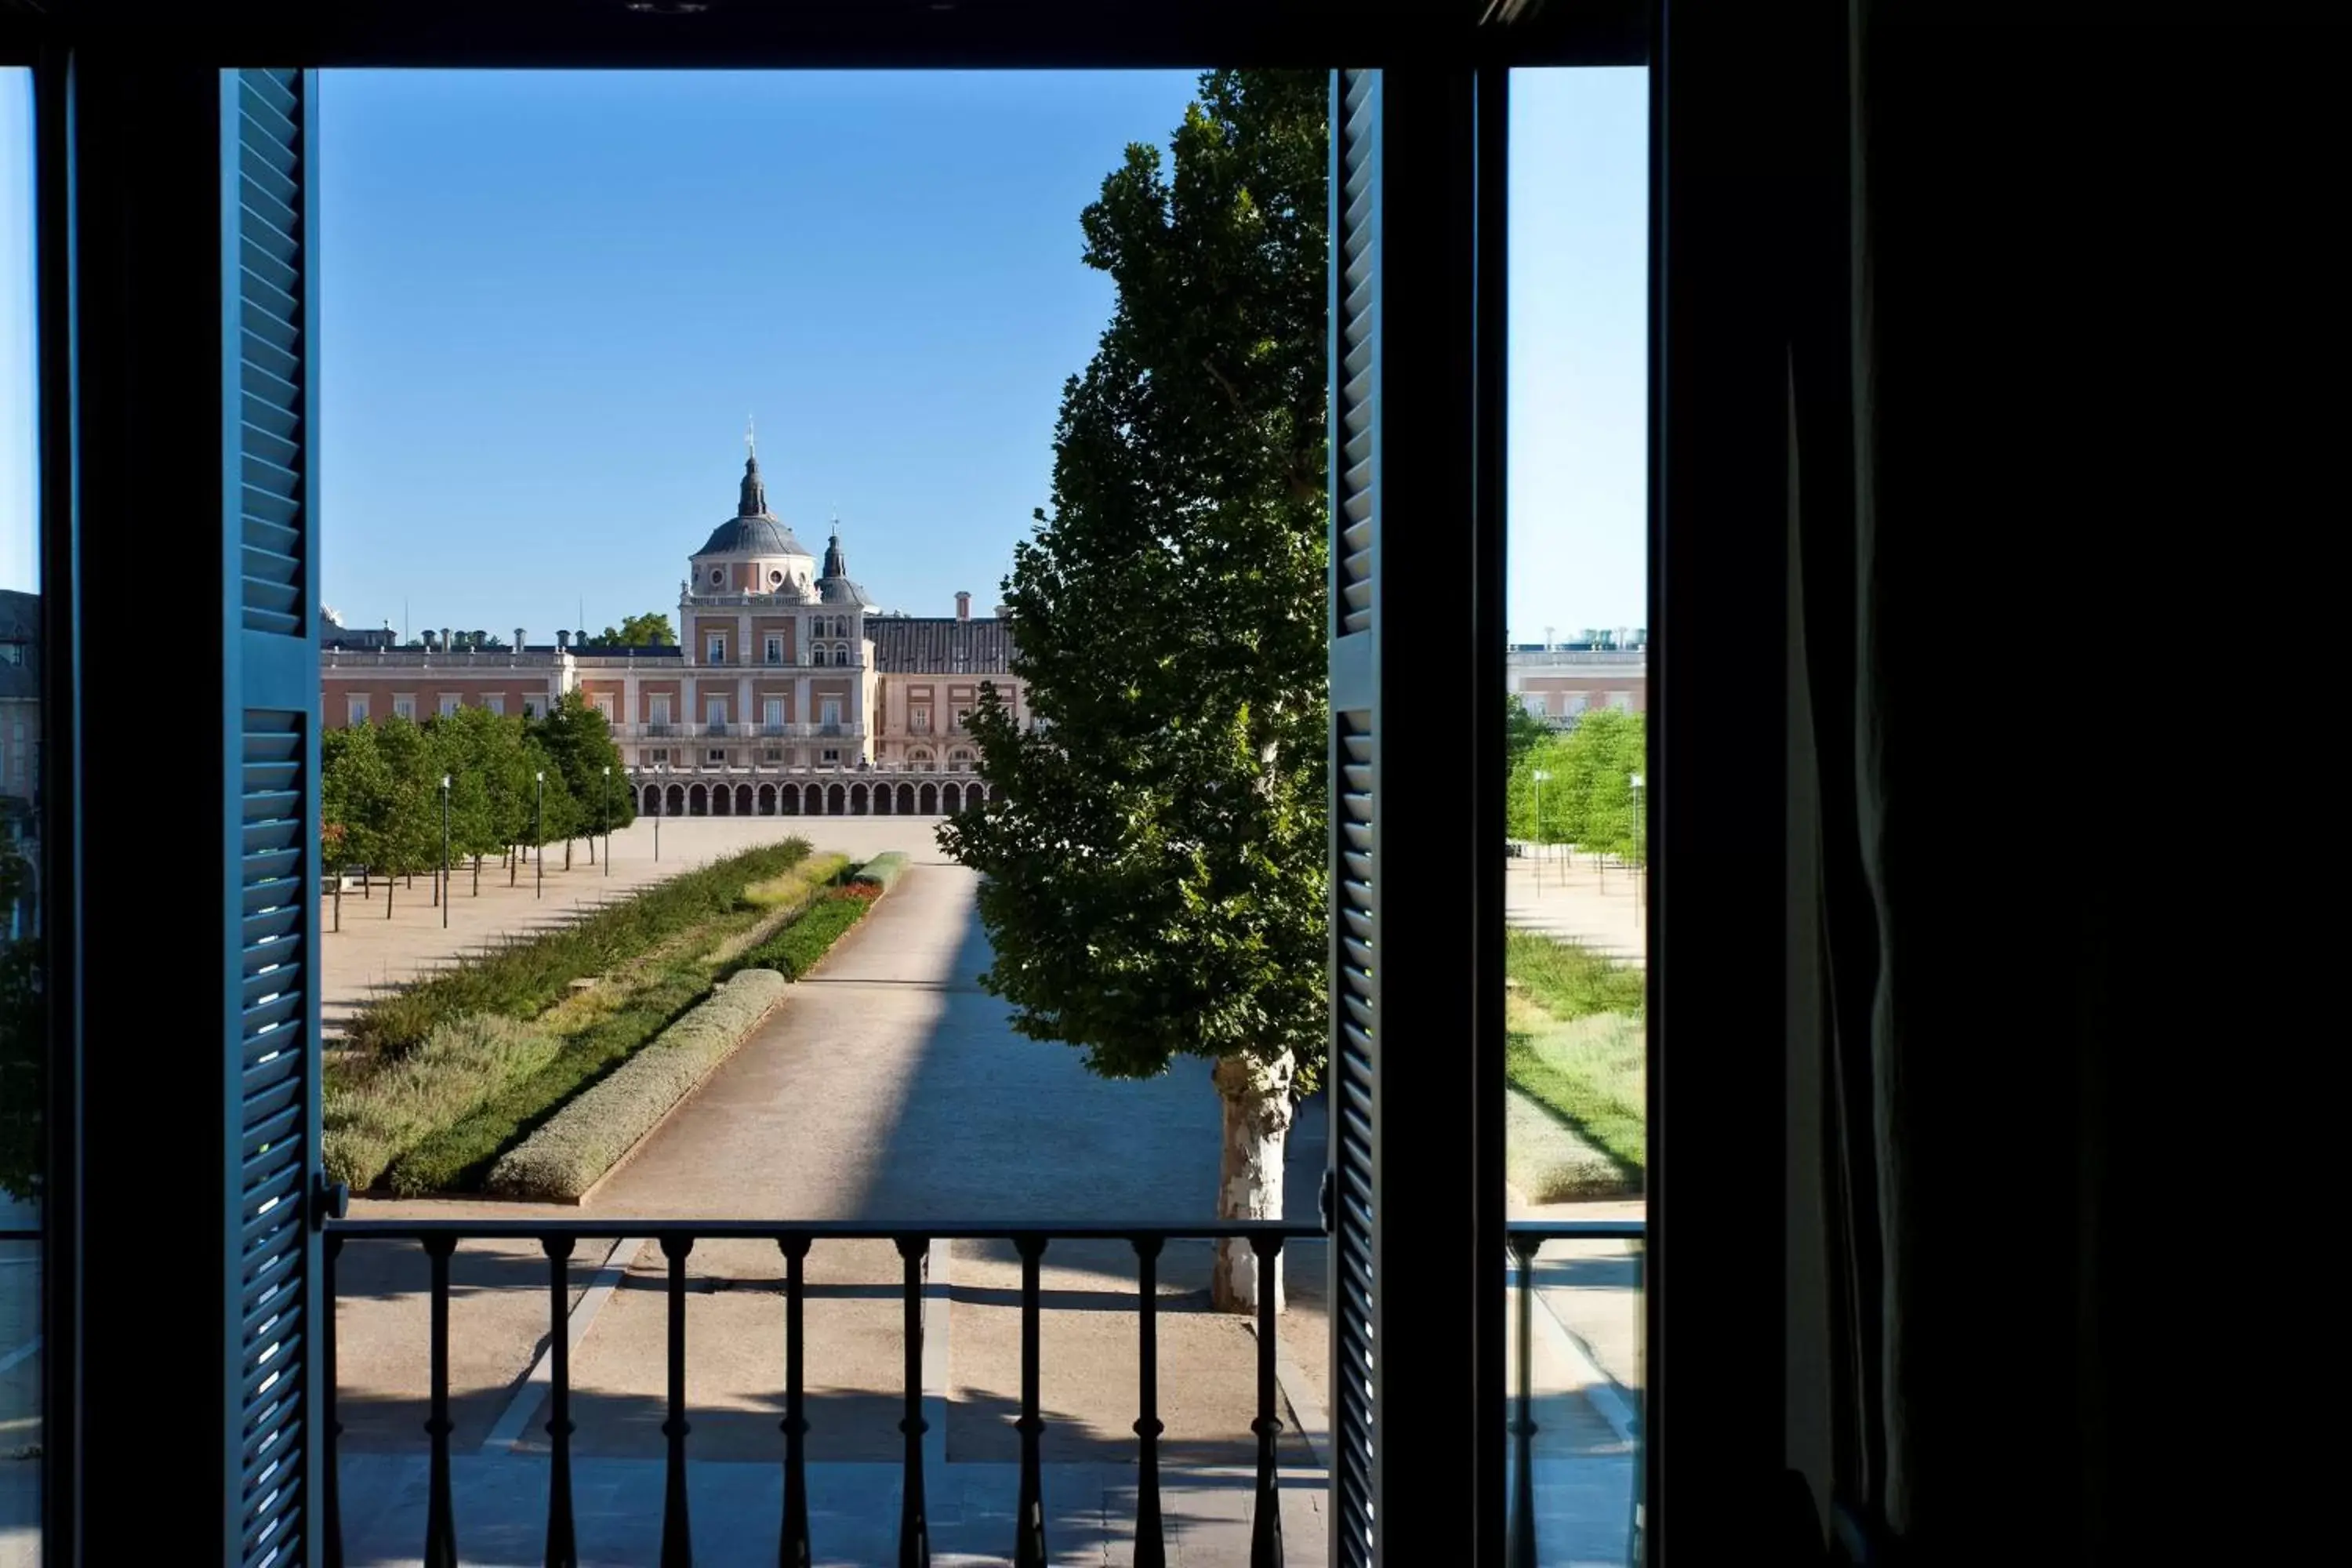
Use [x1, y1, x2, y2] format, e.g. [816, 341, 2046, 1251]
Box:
[487, 969, 790, 1200]
[343, 839, 811, 1056]
[728, 891, 872, 980]
[1503, 928, 1646, 1022]
[850, 851, 909, 891]
[323, 1014, 560, 1191]
[744, 853, 849, 909]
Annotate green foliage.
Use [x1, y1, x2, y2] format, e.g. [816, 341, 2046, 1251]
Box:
[322, 1014, 561, 1190]
[342, 839, 811, 1056]
[1506, 710, 1648, 860]
[939, 69, 1330, 1091]
[485, 970, 789, 1200]
[730, 891, 871, 980]
[0, 839, 39, 1199]
[528, 690, 636, 840]
[850, 851, 908, 891]
[598, 612, 677, 647]
[1504, 927, 1647, 1020]
[1506, 693, 1553, 768]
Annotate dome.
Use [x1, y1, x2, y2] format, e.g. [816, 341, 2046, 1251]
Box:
[695, 452, 814, 559]
[815, 528, 875, 607]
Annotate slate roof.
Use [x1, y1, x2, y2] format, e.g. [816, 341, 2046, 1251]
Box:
[868, 616, 1016, 675]
[698, 514, 814, 558]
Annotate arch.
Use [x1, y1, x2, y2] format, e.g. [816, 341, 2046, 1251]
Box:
[942, 782, 964, 814]
[874, 782, 893, 815]
[757, 783, 777, 815]
[664, 784, 685, 816]
[967, 782, 986, 804]
[779, 782, 800, 815]
[712, 783, 731, 816]
[851, 782, 869, 815]
[688, 783, 709, 817]
[641, 784, 661, 814]
[897, 783, 916, 815]
[919, 782, 938, 815]
[735, 783, 753, 815]
[826, 783, 846, 815]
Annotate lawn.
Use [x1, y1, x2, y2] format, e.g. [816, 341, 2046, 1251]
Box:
[1504, 927, 1646, 1186]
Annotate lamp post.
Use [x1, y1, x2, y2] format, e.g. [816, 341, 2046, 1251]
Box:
[1628, 771, 1645, 916]
[602, 764, 612, 876]
[1531, 769, 1552, 890]
[439, 774, 452, 929]
[534, 769, 544, 900]
[654, 762, 664, 862]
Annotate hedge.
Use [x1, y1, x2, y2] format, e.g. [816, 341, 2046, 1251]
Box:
[727, 891, 873, 980]
[486, 969, 789, 1201]
[322, 1014, 560, 1190]
[850, 851, 909, 891]
[344, 838, 812, 1056]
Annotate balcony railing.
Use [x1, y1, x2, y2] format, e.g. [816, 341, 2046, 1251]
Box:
[1505, 1218, 1647, 1568]
[324, 1217, 1323, 1568]
[615, 721, 867, 742]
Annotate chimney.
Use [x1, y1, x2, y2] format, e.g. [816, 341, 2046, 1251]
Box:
[441, 627, 451, 655]
[955, 591, 971, 622]
[514, 626, 526, 652]
[557, 630, 571, 651]
[577, 629, 589, 648]
[421, 630, 437, 652]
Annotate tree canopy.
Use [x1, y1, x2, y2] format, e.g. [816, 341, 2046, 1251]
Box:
[1507, 709, 1649, 861]
[598, 612, 676, 648]
[940, 68, 1330, 1091]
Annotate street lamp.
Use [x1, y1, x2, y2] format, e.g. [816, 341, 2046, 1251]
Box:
[534, 769, 545, 900]
[440, 774, 452, 929]
[602, 764, 612, 876]
[1531, 769, 1552, 890]
[653, 762, 665, 862]
[1628, 771, 1646, 915]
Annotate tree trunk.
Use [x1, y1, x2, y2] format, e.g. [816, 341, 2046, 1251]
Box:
[1211, 1051, 1297, 1314]
[473, 855, 481, 895]
[565, 838, 574, 870]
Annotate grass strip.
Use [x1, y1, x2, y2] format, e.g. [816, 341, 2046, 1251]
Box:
[343, 838, 812, 1057]
[485, 970, 790, 1200]
[724, 888, 873, 980]
[1504, 1011, 1647, 1181]
[321, 1014, 561, 1190]
[1504, 927, 1646, 1022]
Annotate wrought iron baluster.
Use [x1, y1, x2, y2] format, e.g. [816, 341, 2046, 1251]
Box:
[1132, 1235, 1167, 1568]
[896, 1234, 931, 1568]
[544, 1236, 579, 1568]
[1248, 1233, 1286, 1568]
[324, 1232, 344, 1568]
[423, 1236, 459, 1568]
[779, 1235, 812, 1568]
[1507, 1232, 1543, 1568]
[1014, 1236, 1048, 1566]
[660, 1235, 696, 1566]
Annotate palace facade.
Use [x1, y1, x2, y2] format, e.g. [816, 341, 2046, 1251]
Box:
[321, 448, 1022, 817]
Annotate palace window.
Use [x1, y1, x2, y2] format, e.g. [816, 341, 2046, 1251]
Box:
[707, 633, 727, 664]
[763, 747, 783, 763]
[392, 694, 415, 720]
[438, 693, 460, 717]
[764, 634, 782, 664]
[910, 706, 930, 734]
[594, 695, 614, 721]
[485, 694, 505, 716]
[346, 694, 368, 724]
[706, 749, 725, 765]
[821, 748, 840, 764]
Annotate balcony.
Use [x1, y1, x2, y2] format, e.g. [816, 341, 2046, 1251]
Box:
[319, 1215, 1642, 1565]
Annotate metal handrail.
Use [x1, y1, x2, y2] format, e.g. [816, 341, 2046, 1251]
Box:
[323, 1216, 1325, 1568]
[1503, 1218, 1647, 1568]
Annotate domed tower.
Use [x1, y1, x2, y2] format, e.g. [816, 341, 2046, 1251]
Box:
[686, 445, 818, 606]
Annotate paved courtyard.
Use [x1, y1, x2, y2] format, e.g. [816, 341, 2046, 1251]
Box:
[1506, 848, 1647, 967]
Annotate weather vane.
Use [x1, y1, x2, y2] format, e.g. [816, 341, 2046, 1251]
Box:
[746, 412, 756, 457]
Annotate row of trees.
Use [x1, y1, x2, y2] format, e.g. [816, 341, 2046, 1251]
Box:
[1506, 707, 1648, 863]
[322, 692, 635, 911]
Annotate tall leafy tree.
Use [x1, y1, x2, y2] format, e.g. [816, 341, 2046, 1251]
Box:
[530, 690, 633, 869]
[940, 69, 1328, 1312]
[427, 707, 508, 894]
[597, 612, 676, 648]
[1507, 691, 1553, 768]
[365, 717, 441, 915]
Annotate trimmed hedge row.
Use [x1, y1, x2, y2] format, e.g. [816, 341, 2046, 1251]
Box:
[345, 838, 813, 1055]
[322, 1014, 560, 1190]
[726, 891, 873, 980]
[486, 970, 790, 1201]
[850, 851, 909, 891]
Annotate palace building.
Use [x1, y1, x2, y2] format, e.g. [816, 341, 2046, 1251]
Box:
[321, 446, 1023, 817]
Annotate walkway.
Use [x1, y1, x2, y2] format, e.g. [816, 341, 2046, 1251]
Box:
[336, 841, 1336, 1564]
[1504, 849, 1647, 968]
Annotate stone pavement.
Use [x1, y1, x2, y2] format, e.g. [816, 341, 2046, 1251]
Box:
[1505, 850, 1647, 968]
[336, 837, 1338, 1564]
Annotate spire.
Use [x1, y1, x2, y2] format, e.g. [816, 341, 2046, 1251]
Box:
[822, 524, 848, 580]
[738, 443, 768, 518]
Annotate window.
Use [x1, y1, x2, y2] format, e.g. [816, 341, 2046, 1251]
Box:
[485, 694, 505, 716]
[763, 697, 784, 730]
[764, 633, 782, 664]
[649, 695, 672, 725]
[706, 748, 725, 764]
[768, 568, 782, 587]
[1566, 691, 1589, 716]
[706, 698, 727, 730]
[820, 697, 842, 728]
[953, 706, 971, 731]
[709, 567, 724, 586]
[346, 694, 369, 724]
[763, 746, 782, 763]
[821, 748, 840, 764]
[1608, 689, 1633, 711]
[594, 695, 614, 721]
[392, 694, 416, 720]
[910, 705, 931, 733]
[707, 633, 726, 664]
[437, 693, 460, 717]
[949, 749, 973, 771]
[521, 699, 539, 717]
[649, 748, 670, 765]
[1519, 691, 1548, 717]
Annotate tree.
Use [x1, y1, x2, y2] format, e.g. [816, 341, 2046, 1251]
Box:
[939, 69, 1328, 1312]
[529, 691, 634, 869]
[598, 612, 676, 648]
[364, 717, 441, 914]
[427, 707, 510, 894]
[1507, 691, 1553, 769]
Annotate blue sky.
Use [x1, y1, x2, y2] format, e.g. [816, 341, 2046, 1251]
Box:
[2, 67, 1646, 641]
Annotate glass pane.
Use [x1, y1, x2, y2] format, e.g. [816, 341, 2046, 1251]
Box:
[1505, 64, 1649, 1566]
[0, 63, 42, 1568]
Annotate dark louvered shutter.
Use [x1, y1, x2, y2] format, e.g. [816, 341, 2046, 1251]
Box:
[226, 66, 321, 1568]
[1327, 66, 1383, 1568]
